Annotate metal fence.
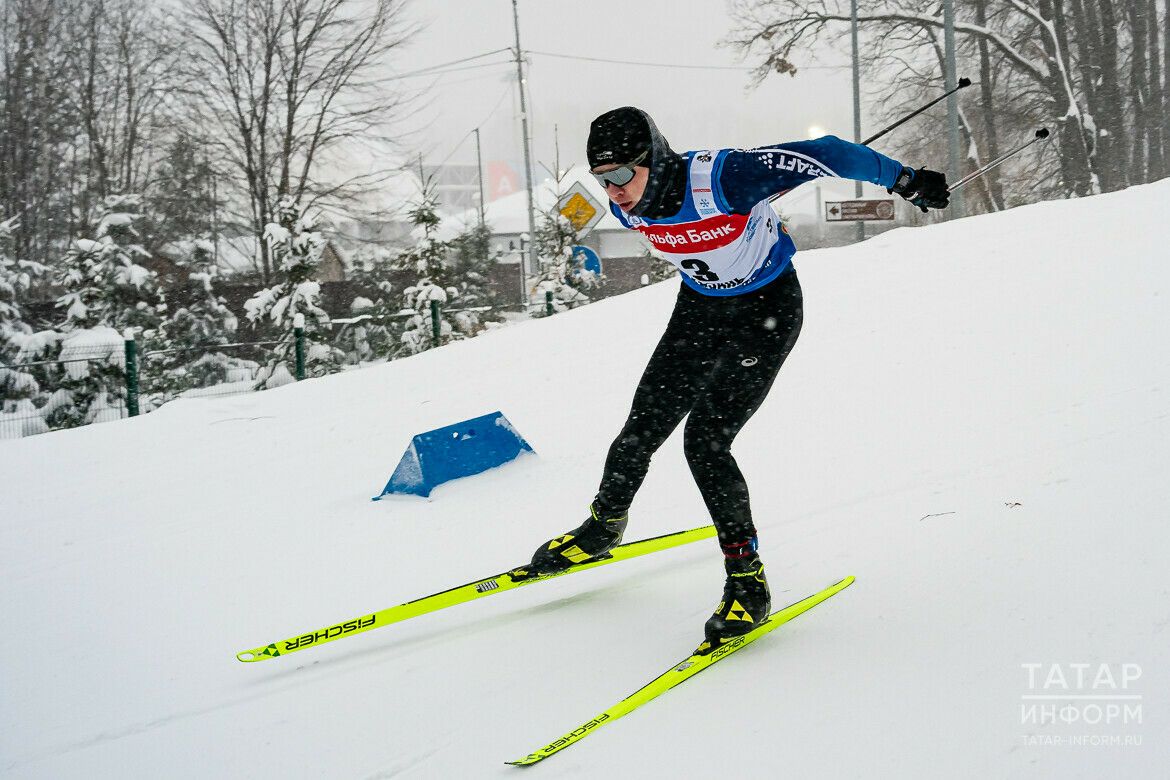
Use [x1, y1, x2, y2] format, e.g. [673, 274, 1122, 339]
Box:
[0, 332, 297, 440]
[1, 341, 131, 438]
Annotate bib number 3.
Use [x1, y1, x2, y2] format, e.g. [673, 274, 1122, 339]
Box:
[681, 258, 720, 283]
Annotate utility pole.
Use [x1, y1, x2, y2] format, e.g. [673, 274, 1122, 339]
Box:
[474, 127, 485, 227]
[944, 0, 963, 218]
[851, 0, 864, 242]
[208, 155, 219, 267]
[511, 0, 536, 304]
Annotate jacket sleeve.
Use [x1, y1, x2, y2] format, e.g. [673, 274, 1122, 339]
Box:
[714, 135, 907, 214]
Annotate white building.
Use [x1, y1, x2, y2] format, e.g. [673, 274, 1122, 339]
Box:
[435, 163, 646, 268]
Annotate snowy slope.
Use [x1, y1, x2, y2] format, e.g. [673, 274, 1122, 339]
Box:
[2, 181, 1168, 779]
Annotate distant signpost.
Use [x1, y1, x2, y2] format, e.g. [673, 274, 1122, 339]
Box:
[824, 199, 896, 222]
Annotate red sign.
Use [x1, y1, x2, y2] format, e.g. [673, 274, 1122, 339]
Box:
[488, 161, 520, 202]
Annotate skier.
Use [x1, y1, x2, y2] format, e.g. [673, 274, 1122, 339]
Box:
[526, 106, 950, 652]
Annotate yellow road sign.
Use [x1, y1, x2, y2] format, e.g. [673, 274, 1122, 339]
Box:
[556, 183, 605, 235]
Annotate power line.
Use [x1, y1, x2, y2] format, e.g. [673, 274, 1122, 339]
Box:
[389, 59, 513, 81]
[433, 130, 474, 171]
[421, 81, 511, 174]
[389, 48, 512, 80]
[527, 49, 752, 71]
[474, 83, 513, 130]
[420, 71, 513, 90]
[393, 46, 844, 85]
[526, 49, 846, 71]
[406, 48, 512, 74]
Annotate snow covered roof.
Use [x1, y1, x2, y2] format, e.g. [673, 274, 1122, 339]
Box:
[434, 164, 625, 241]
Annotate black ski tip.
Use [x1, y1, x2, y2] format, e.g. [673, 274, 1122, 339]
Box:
[958, 76, 972, 88]
[1036, 127, 1051, 139]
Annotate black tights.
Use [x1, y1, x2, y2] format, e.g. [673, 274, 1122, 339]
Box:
[595, 270, 803, 546]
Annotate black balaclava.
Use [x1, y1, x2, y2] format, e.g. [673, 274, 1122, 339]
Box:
[587, 107, 686, 219]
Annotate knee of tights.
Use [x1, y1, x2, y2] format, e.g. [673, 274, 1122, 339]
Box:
[683, 434, 728, 462]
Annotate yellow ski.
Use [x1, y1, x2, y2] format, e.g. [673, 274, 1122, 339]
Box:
[506, 575, 855, 766]
[236, 524, 716, 663]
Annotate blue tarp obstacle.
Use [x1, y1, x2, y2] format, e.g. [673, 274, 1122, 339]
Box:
[373, 411, 535, 499]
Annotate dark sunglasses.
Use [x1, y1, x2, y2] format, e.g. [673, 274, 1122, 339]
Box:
[591, 150, 648, 188]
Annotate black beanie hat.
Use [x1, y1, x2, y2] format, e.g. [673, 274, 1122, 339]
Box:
[586, 106, 687, 219]
[587, 107, 653, 168]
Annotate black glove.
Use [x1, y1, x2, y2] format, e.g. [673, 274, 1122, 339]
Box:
[889, 166, 950, 212]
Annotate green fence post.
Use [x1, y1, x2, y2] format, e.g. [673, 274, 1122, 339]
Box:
[430, 299, 441, 347]
[293, 313, 306, 380]
[123, 329, 139, 417]
[545, 290, 554, 316]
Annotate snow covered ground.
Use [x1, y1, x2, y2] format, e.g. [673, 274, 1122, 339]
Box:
[2, 181, 1168, 778]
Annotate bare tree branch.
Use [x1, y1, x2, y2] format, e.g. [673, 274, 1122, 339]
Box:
[185, 0, 415, 283]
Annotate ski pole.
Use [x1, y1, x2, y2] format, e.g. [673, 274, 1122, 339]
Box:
[862, 77, 972, 146]
[770, 79, 974, 206]
[948, 127, 1050, 193]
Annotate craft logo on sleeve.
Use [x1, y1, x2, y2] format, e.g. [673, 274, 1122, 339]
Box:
[1019, 662, 1144, 747]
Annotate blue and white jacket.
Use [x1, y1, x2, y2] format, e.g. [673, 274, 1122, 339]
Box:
[610, 136, 906, 296]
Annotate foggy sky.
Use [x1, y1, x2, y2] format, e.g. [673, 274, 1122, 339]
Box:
[395, 0, 861, 181]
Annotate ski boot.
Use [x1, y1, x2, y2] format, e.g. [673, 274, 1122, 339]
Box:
[696, 539, 771, 656]
[523, 501, 629, 575]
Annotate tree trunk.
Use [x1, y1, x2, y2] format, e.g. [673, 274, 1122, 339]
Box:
[973, 0, 1005, 208]
[1036, 0, 1095, 195]
[1091, 0, 1128, 187]
[1165, 0, 1170, 179]
[1145, 0, 1164, 178]
[1127, 0, 1149, 182]
[1070, 0, 1123, 190]
[1, 0, 74, 265]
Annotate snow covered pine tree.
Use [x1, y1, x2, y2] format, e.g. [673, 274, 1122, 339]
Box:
[39, 196, 165, 428]
[244, 197, 344, 385]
